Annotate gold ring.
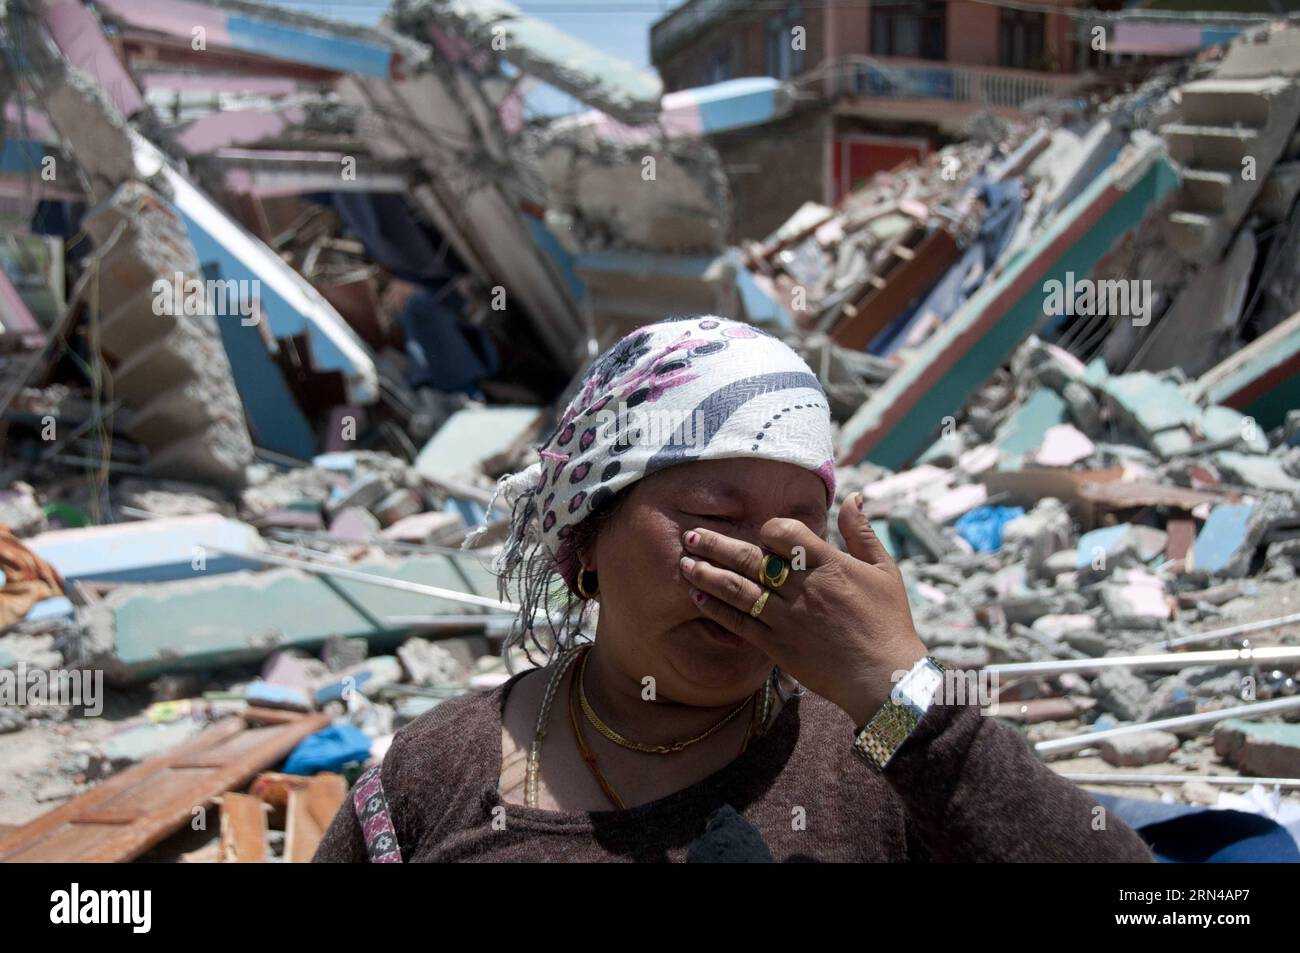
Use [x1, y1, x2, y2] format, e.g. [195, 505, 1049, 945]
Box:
[759, 553, 789, 589]
[749, 589, 770, 618]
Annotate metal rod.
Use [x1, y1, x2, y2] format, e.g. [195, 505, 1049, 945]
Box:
[0, 224, 125, 417]
[264, 530, 492, 610]
[208, 546, 520, 614]
[986, 645, 1300, 678]
[418, 473, 506, 511]
[253, 446, 312, 469]
[1062, 773, 1300, 789]
[265, 527, 474, 558]
[1036, 696, 1300, 756]
[265, 538, 355, 564]
[384, 614, 507, 625]
[47, 454, 149, 475]
[1163, 611, 1300, 649]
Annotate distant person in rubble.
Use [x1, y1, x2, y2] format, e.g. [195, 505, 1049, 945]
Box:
[316, 317, 1152, 863]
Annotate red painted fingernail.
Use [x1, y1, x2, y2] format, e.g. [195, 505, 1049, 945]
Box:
[685, 531, 699, 546]
[691, 589, 705, 606]
[855, 492, 865, 511]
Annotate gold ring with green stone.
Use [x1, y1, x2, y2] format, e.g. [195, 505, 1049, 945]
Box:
[759, 553, 789, 589]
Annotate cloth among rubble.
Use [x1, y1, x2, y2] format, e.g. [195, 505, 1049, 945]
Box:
[1096, 794, 1300, 863]
[325, 193, 461, 287]
[282, 724, 373, 776]
[397, 285, 499, 393]
[0, 524, 65, 628]
[954, 505, 1025, 553]
[491, 317, 836, 596]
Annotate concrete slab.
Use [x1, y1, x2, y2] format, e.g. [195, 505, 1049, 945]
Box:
[1214, 718, 1300, 778]
[839, 138, 1179, 468]
[414, 406, 541, 484]
[27, 515, 266, 584]
[1192, 503, 1256, 576]
[94, 554, 500, 680]
[1197, 308, 1300, 432]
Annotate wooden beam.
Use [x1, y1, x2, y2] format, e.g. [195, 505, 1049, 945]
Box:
[284, 774, 347, 863]
[220, 793, 268, 863]
[0, 712, 329, 862]
[830, 227, 960, 351]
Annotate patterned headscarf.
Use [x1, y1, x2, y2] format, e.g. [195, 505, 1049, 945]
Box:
[493, 317, 836, 606]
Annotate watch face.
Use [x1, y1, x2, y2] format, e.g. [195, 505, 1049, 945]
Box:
[897, 658, 944, 709]
[910, 665, 945, 706]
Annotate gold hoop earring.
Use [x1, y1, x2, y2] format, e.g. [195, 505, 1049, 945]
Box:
[576, 567, 599, 600]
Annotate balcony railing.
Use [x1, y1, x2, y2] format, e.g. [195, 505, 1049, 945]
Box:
[824, 55, 1091, 111]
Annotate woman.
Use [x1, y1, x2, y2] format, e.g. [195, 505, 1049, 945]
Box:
[316, 317, 1152, 863]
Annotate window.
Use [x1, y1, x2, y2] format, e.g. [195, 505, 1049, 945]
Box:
[999, 10, 1046, 70]
[702, 43, 733, 85]
[766, 4, 805, 80]
[870, 2, 946, 61]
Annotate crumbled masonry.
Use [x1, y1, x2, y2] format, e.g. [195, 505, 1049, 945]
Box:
[0, 4, 1299, 860]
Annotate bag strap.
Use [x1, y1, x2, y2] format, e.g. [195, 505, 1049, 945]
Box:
[352, 763, 403, 863]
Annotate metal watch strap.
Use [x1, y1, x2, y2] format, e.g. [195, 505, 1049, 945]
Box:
[851, 656, 944, 770]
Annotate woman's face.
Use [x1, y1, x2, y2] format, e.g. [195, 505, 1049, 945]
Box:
[587, 458, 829, 707]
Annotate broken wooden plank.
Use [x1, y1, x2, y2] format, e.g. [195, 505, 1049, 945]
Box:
[0, 711, 329, 862]
[1166, 518, 1197, 562]
[220, 793, 268, 863]
[1078, 480, 1239, 512]
[981, 466, 1126, 528]
[284, 774, 348, 863]
[831, 226, 961, 352]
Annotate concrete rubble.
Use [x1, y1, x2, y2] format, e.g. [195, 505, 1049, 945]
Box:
[0, 3, 1298, 860]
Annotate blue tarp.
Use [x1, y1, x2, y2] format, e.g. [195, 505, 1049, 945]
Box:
[955, 505, 1024, 553]
[282, 724, 373, 775]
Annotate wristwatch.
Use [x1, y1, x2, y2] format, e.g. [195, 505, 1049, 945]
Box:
[851, 656, 945, 770]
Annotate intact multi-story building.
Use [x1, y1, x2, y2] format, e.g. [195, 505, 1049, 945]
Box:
[650, 0, 1167, 238]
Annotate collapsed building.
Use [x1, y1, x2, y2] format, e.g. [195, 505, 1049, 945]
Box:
[0, 2, 1299, 861]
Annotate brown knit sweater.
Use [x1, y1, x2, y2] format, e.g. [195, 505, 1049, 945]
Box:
[314, 671, 1153, 862]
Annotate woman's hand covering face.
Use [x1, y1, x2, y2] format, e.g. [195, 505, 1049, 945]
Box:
[678, 492, 929, 727]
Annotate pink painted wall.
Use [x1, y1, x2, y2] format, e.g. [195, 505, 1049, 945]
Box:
[833, 3, 871, 62]
[946, 1, 1000, 67]
[1048, 10, 1077, 73]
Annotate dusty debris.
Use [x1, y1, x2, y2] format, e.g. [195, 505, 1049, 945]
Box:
[0, 1, 1298, 859]
[0, 708, 329, 862]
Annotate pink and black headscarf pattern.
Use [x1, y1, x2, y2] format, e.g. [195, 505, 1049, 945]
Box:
[492, 316, 836, 606]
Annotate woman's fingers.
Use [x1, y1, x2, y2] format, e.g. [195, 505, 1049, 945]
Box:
[760, 517, 835, 567]
[680, 555, 778, 624]
[682, 527, 766, 587]
[836, 493, 894, 568]
[687, 586, 772, 647]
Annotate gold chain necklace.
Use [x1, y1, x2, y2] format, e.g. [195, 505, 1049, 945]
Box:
[577, 647, 755, 754]
[525, 645, 582, 809]
[569, 652, 767, 811]
[527, 644, 777, 809]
